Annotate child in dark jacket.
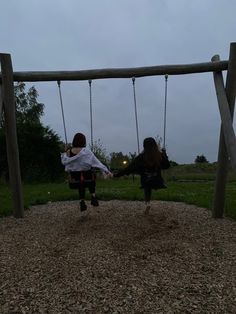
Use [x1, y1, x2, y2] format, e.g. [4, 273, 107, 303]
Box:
[114, 137, 170, 214]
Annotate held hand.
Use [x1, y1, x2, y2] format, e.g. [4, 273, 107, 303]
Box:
[112, 170, 119, 178]
[103, 172, 113, 179]
[64, 144, 70, 152]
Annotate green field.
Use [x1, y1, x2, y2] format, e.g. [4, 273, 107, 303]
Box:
[1, 171, 236, 220]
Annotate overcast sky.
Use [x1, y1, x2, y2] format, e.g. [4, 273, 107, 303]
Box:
[1, 0, 236, 163]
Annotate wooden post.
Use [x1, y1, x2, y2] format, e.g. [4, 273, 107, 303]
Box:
[0, 53, 24, 218]
[212, 43, 236, 218]
[0, 84, 3, 117]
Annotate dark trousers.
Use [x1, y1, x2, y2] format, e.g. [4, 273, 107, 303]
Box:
[78, 181, 96, 199]
[144, 186, 152, 202]
[70, 170, 96, 199]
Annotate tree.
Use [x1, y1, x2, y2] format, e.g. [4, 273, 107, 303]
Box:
[110, 152, 130, 170]
[155, 135, 163, 148]
[129, 152, 137, 162]
[90, 139, 109, 168]
[195, 155, 209, 163]
[0, 83, 64, 182]
[14, 82, 44, 125]
[169, 160, 178, 167]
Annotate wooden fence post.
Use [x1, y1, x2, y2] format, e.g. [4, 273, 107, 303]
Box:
[212, 43, 236, 218]
[0, 53, 24, 218]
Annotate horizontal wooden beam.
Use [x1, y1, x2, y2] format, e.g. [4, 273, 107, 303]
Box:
[0, 60, 228, 82]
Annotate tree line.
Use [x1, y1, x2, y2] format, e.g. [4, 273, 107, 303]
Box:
[0, 84, 137, 183]
[0, 84, 209, 183]
[0, 83, 63, 182]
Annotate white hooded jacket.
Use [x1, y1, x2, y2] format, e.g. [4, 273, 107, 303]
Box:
[61, 147, 109, 174]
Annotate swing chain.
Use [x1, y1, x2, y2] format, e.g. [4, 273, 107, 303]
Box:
[57, 80, 68, 146]
[132, 77, 140, 154]
[163, 74, 168, 149]
[88, 80, 94, 151]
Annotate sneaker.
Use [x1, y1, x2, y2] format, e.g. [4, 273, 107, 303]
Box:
[91, 196, 99, 207]
[144, 205, 151, 215]
[80, 200, 87, 212]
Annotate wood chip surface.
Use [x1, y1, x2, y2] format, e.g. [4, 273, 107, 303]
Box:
[0, 200, 236, 313]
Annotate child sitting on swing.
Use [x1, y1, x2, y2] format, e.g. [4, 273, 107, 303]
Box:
[113, 137, 170, 214]
[61, 132, 112, 212]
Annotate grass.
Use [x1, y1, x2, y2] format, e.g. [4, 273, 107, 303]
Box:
[165, 163, 236, 182]
[1, 176, 236, 220]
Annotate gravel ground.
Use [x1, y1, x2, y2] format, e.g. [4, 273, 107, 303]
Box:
[0, 200, 236, 314]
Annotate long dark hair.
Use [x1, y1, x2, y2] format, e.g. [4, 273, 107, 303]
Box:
[143, 137, 162, 169]
[72, 133, 86, 147]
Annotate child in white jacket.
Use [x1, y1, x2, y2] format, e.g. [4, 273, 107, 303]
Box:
[61, 133, 112, 211]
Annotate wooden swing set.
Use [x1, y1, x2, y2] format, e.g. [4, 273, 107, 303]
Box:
[1, 42, 236, 219]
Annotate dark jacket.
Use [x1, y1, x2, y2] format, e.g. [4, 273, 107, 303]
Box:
[114, 150, 170, 189]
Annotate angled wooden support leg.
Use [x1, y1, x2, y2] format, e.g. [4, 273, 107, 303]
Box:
[0, 53, 24, 218]
[213, 70, 236, 169]
[212, 42, 236, 218]
[0, 84, 3, 117]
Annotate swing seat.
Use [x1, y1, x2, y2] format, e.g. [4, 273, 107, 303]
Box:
[142, 172, 167, 190]
[68, 170, 96, 189]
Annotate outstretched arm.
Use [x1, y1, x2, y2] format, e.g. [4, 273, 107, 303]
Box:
[91, 153, 111, 175]
[113, 156, 141, 177]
